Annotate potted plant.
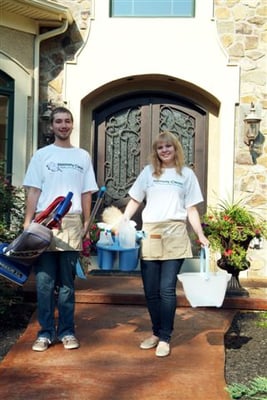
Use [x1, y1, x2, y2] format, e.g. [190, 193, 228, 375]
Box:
[201, 199, 267, 296]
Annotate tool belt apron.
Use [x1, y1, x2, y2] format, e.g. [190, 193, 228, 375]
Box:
[141, 221, 193, 260]
[47, 214, 83, 251]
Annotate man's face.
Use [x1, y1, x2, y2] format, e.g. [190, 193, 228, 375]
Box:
[51, 112, 73, 141]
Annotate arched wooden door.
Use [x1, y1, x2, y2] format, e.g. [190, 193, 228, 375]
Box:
[93, 93, 208, 222]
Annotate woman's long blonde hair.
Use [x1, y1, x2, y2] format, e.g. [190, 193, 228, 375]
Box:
[151, 131, 185, 177]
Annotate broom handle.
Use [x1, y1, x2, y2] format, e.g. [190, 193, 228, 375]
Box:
[83, 186, 106, 237]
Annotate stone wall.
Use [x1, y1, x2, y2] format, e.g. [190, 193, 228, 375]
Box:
[214, 0, 267, 277]
[39, 0, 92, 104]
[38, 0, 93, 146]
[215, 0, 266, 210]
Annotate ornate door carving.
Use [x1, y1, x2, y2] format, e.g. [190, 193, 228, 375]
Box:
[94, 95, 207, 216]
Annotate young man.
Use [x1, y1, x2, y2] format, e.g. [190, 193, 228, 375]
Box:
[23, 107, 98, 351]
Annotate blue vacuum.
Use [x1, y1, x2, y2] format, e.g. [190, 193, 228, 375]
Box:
[0, 192, 73, 285]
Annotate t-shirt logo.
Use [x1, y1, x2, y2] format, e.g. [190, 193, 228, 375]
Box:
[46, 162, 61, 172]
[46, 162, 83, 173]
[153, 178, 183, 188]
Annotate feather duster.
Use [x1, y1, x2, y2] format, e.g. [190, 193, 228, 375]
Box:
[101, 206, 123, 233]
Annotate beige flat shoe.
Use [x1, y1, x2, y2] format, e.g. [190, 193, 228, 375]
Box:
[155, 341, 170, 357]
[140, 335, 159, 349]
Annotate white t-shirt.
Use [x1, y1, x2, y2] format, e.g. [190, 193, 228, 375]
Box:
[129, 165, 203, 223]
[23, 144, 98, 213]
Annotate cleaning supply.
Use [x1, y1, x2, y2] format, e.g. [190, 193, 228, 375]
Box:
[97, 229, 114, 246]
[118, 218, 136, 248]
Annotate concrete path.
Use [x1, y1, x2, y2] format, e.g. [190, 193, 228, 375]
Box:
[0, 274, 266, 400]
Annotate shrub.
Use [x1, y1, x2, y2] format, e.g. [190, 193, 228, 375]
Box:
[0, 163, 25, 311]
[0, 162, 25, 243]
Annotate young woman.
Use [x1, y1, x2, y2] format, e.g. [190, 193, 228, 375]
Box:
[124, 131, 209, 357]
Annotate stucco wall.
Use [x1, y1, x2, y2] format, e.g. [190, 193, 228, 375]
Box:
[38, 0, 267, 210]
[0, 26, 34, 71]
[38, 0, 267, 277]
[39, 0, 240, 201]
[0, 25, 34, 186]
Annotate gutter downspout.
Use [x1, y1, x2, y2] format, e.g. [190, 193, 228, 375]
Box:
[33, 19, 69, 152]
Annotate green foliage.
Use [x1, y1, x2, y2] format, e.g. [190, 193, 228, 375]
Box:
[88, 222, 101, 244]
[256, 312, 267, 329]
[0, 162, 25, 243]
[201, 199, 267, 270]
[0, 277, 24, 314]
[0, 163, 25, 312]
[226, 376, 267, 399]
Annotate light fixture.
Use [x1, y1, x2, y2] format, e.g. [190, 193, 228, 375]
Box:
[243, 102, 264, 164]
[40, 101, 54, 145]
[243, 102, 261, 147]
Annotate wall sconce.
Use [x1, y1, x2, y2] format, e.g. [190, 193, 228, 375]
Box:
[40, 101, 55, 145]
[243, 102, 264, 164]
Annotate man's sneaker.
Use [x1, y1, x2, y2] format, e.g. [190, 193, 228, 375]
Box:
[61, 335, 80, 350]
[32, 337, 51, 352]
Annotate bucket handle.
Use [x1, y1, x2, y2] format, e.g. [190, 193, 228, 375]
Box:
[200, 246, 210, 279]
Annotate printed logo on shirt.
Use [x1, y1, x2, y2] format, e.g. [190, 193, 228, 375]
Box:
[46, 162, 83, 173]
[153, 178, 183, 188]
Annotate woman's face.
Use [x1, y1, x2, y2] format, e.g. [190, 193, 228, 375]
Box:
[156, 141, 175, 167]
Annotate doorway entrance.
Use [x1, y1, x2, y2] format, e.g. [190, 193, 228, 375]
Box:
[93, 92, 208, 220]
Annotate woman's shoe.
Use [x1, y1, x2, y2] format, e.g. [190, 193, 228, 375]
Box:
[155, 341, 170, 357]
[140, 335, 159, 349]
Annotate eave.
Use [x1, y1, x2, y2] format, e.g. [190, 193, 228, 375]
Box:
[0, 0, 73, 34]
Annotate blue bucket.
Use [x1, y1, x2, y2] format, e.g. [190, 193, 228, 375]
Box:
[96, 246, 115, 270]
[119, 246, 140, 271]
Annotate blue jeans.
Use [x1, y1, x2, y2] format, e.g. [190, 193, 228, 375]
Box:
[141, 259, 184, 343]
[34, 251, 78, 342]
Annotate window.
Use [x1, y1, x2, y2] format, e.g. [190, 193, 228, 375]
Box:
[110, 0, 195, 17]
[0, 71, 14, 179]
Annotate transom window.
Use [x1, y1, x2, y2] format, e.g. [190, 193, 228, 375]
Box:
[110, 0, 195, 17]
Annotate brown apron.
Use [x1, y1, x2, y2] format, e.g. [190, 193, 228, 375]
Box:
[48, 214, 83, 251]
[141, 221, 192, 260]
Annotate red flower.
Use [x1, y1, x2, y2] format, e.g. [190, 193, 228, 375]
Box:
[223, 249, 233, 257]
[82, 239, 92, 257]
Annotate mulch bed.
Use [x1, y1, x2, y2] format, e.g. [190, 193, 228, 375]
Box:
[224, 311, 267, 385]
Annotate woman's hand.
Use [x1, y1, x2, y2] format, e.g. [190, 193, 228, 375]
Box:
[197, 233, 209, 248]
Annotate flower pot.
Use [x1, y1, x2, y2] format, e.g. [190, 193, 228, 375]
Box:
[217, 257, 250, 297]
